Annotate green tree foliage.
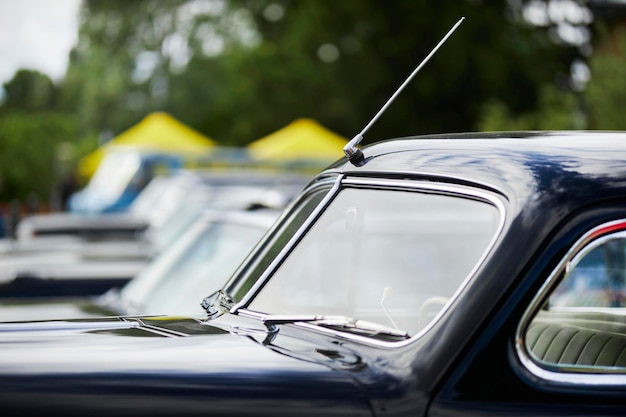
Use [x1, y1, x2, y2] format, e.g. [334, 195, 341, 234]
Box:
[476, 15, 626, 132]
[0, 112, 79, 203]
[63, 0, 574, 146]
[0, 69, 88, 204]
[585, 26, 626, 129]
[61, 0, 252, 137]
[173, 0, 578, 145]
[477, 84, 582, 131]
[1, 69, 58, 113]
[217, 0, 575, 144]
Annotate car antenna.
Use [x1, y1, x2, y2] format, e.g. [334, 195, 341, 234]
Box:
[343, 16, 465, 166]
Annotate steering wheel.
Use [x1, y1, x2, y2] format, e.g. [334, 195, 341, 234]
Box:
[418, 296, 449, 330]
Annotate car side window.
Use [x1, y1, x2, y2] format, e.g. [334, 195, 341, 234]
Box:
[523, 229, 626, 376]
[552, 239, 626, 309]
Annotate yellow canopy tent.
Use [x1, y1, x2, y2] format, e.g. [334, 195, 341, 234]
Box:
[247, 118, 347, 168]
[77, 112, 216, 180]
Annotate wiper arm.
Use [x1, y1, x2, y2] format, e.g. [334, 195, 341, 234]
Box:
[201, 290, 234, 318]
[262, 314, 410, 341]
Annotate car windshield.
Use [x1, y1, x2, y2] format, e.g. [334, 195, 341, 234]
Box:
[119, 216, 273, 316]
[129, 175, 194, 224]
[145, 193, 210, 252]
[245, 185, 501, 337]
[86, 150, 141, 200]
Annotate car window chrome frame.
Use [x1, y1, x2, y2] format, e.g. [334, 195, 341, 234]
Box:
[230, 175, 344, 312]
[235, 176, 506, 347]
[516, 219, 626, 386]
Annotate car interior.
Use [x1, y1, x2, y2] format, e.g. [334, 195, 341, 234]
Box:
[525, 234, 626, 371]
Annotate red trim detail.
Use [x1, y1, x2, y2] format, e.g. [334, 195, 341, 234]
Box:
[588, 220, 626, 240]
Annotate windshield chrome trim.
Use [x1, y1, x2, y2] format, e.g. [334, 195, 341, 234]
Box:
[234, 176, 506, 347]
[516, 219, 626, 386]
[231, 175, 344, 312]
[342, 177, 501, 201]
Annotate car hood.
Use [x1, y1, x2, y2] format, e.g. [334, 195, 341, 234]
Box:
[17, 212, 148, 234]
[0, 235, 84, 255]
[0, 238, 154, 261]
[0, 253, 147, 281]
[0, 314, 354, 375]
[0, 259, 143, 298]
[0, 314, 373, 416]
[0, 298, 111, 322]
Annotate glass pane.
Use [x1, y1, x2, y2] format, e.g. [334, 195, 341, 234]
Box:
[551, 240, 626, 308]
[525, 236, 626, 373]
[88, 151, 141, 199]
[249, 188, 500, 336]
[142, 223, 270, 315]
[121, 222, 270, 316]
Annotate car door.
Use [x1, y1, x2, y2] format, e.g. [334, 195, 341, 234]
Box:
[429, 215, 626, 417]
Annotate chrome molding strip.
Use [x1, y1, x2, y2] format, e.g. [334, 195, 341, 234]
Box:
[516, 219, 626, 386]
[0, 320, 140, 333]
[135, 319, 190, 338]
[342, 177, 502, 204]
[234, 176, 506, 348]
[231, 175, 344, 312]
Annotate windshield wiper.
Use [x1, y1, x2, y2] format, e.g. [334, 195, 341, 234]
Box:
[262, 314, 410, 341]
[201, 290, 234, 318]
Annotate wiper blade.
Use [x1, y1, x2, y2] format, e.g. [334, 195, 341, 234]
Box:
[262, 314, 410, 341]
[201, 290, 234, 318]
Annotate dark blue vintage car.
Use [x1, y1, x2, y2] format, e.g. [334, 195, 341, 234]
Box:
[1, 131, 626, 416]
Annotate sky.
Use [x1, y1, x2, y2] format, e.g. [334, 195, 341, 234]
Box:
[0, 0, 81, 90]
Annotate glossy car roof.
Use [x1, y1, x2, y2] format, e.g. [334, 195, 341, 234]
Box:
[327, 131, 626, 209]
